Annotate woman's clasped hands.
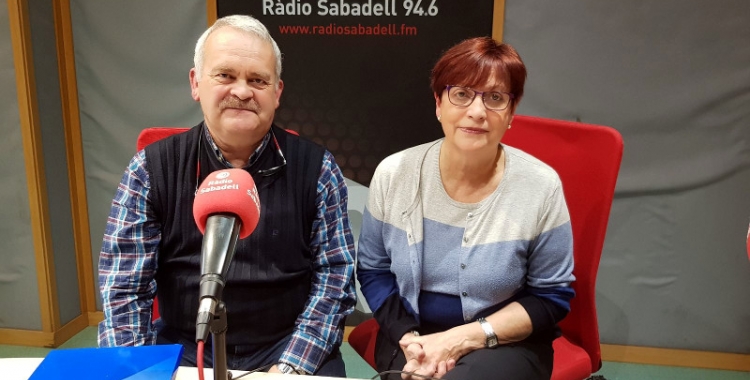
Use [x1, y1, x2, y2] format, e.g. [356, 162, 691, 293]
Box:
[398, 329, 474, 379]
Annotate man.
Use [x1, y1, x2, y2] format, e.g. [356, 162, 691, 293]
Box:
[98, 15, 356, 377]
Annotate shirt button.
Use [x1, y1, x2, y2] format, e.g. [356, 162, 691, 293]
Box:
[462, 291, 468, 297]
[467, 213, 473, 218]
[460, 263, 466, 269]
[463, 236, 468, 243]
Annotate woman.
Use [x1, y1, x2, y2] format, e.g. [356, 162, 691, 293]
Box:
[356, 37, 575, 380]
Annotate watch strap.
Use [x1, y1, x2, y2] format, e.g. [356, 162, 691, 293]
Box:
[477, 317, 499, 348]
[277, 362, 305, 375]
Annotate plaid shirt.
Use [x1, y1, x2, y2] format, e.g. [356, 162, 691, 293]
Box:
[98, 128, 356, 374]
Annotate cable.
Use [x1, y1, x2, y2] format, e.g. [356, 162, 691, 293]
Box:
[370, 370, 447, 380]
[204, 364, 447, 379]
[197, 340, 205, 380]
[231, 363, 276, 380]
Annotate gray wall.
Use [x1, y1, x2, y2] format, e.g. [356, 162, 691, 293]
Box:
[505, 0, 750, 353]
[0, 2, 42, 330]
[69, 0, 205, 309]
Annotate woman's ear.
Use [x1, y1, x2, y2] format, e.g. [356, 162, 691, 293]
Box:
[435, 93, 442, 121]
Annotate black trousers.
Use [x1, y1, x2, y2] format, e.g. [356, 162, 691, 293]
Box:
[376, 334, 553, 380]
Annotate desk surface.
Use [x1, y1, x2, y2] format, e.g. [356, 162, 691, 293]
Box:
[0, 357, 368, 380]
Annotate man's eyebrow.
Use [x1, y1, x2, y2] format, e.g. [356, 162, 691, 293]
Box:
[248, 70, 273, 81]
[210, 65, 236, 75]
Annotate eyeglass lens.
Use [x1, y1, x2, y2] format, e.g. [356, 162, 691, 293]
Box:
[448, 86, 511, 111]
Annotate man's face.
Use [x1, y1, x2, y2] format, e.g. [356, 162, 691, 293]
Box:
[189, 27, 283, 147]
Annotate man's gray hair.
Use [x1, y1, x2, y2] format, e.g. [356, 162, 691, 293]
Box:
[194, 15, 282, 84]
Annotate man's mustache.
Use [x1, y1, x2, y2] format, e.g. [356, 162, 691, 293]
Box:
[220, 97, 259, 112]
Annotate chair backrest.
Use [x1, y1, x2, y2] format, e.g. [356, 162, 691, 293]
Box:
[502, 115, 623, 373]
[136, 126, 301, 152]
[136, 127, 191, 152]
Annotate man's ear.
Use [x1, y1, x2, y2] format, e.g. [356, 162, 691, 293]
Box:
[274, 79, 284, 109]
[189, 68, 200, 101]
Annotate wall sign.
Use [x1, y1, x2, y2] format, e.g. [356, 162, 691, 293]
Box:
[216, 0, 496, 185]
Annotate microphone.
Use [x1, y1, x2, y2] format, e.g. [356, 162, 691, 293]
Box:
[192, 168, 261, 342]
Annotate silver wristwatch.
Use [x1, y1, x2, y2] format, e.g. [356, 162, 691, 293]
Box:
[477, 317, 498, 348]
[277, 362, 305, 375]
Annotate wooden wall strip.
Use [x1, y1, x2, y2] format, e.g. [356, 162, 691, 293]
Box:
[7, 0, 59, 333]
[492, 0, 506, 42]
[207, 0, 217, 26]
[52, 0, 96, 318]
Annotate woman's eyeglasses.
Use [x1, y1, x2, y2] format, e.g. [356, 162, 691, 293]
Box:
[446, 85, 514, 111]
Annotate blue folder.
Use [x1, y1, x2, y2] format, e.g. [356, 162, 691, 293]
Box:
[29, 344, 184, 380]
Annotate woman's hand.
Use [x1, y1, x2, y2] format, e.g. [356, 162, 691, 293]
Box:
[401, 341, 434, 379]
[399, 329, 470, 379]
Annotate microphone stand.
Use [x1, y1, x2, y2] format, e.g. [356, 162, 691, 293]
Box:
[210, 301, 232, 380]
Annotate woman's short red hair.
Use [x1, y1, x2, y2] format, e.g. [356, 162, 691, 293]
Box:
[430, 37, 527, 111]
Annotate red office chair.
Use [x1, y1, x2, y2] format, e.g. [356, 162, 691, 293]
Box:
[348, 115, 623, 380]
[137, 127, 190, 151]
[135, 126, 302, 320]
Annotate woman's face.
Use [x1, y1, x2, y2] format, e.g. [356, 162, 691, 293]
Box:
[435, 76, 514, 154]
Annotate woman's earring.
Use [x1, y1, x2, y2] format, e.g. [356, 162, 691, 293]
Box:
[437, 115, 441, 121]
[508, 123, 512, 129]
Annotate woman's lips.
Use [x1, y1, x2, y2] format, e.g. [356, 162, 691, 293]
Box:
[459, 127, 487, 134]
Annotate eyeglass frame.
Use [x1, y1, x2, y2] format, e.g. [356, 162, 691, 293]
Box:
[194, 126, 287, 194]
[255, 128, 287, 177]
[445, 85, 515, 111]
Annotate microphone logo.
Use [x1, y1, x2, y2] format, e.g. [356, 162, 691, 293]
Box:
[198, 170, 241, 194]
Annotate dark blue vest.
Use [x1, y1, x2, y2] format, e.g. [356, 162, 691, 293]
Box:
[145, 123, 324, 346]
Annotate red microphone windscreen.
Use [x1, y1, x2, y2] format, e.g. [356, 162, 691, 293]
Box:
[193, 169, 261, 239]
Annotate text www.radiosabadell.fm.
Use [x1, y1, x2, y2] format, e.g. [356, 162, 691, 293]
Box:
[278, 23, 418, 36]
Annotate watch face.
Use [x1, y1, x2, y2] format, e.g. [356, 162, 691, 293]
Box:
[488, 337, 499, 348]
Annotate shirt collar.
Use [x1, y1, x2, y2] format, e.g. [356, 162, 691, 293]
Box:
[202, 124, 272, 168]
